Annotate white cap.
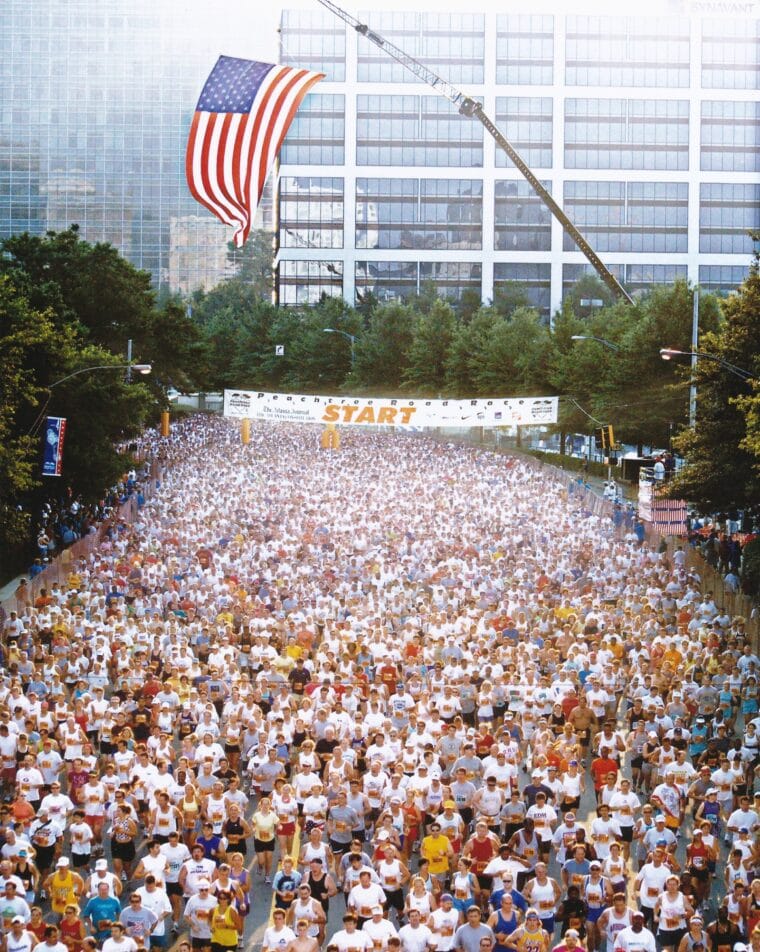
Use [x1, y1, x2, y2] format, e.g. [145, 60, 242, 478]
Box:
[56, 857, 70, 867]
[197, 879, 211, 888]
[95, 859, 108, 870]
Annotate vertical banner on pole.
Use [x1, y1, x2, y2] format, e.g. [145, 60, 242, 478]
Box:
[42, 417, 66, 477]
[161, 411, 170, 437]
[241, 419, 251, 445]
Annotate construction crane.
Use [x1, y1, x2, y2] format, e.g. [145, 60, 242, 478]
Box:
[313, 0, 634, 305]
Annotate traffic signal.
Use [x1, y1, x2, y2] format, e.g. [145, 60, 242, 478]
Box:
[594, 425, 614, 450]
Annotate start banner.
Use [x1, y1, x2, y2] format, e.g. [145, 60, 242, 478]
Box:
[224, 390, 558, 427]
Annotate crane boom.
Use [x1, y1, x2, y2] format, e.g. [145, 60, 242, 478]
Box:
[314, 0, 634, 305]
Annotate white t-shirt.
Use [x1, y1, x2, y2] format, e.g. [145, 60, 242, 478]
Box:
[398, 924, 434, 952]
[614, 926, 657, 952]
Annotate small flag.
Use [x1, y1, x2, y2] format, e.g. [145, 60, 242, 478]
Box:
[42, 417, 66, 477]
[186, 56, 324, 248]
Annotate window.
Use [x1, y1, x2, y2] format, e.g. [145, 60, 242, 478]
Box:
[565, 15, 690, 87]
[355, 178, 482, 250]
[358, 12, 484, 84]
[563, 181, 688, 252]
[562, 263, 687, 298]
[356, 95, 483, 167]
[702, 19, 760, 89]
[496, 15, 554, 85]
[565, 99, 689, 170]
[493, 263, 551, 319]
[279, 10, 346, 81]
[278, 259, 343, 306]
[495, 98, 552, 168]
[699, 184, 760, 254]
[700, 101, 760, 172]
[279, 177, 344, 250]
[698, 265, 750, 296]
[355, 260, 481, 302]
[494, 180, 552, 251]
[280, 94, 345, 166]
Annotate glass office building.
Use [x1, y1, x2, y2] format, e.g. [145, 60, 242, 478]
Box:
[0, 0, 271, 294]
[278, 10, 760, 316]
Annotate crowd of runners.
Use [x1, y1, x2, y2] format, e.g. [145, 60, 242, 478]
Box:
[0, 415, 758, 952]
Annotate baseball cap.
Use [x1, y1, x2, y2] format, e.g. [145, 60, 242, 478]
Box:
[444, 800, 456, 809]
[95, 859, 108, 870]
[56, 857, 70, 867]
[440, 894, 454, 902]
[11, 917, 24, 925]
[372, 907, 383, 916]
[566, 930, 580, 939]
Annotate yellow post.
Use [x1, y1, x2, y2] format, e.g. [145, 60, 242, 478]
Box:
[321, 424, 340, 450]
[160, 411, 170, 437]
[241, 419, 251, 445]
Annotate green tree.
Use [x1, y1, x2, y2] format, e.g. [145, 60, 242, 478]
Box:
[402, 299, 456, 395]
[0, 227, 154, 354]
[670, 258, 760, 514]
[353, 302, 416, 393]
[444, 306, 500, 396]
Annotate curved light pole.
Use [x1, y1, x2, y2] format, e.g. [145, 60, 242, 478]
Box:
[659, 348, 753, 381]
[28, 363, 152, 436]
[323, 327, 356, 366]
[660, 348, 753, 428]
[570, 334, 620, 352]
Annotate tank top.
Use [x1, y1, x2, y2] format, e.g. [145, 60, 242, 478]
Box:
[452, 871, 475, 903]
[378, 860, 403, 892]
[681, 930, 709, 952]
[470, 836, 496, 874]
[408, 891, 432, 922]
[302, 842, 328, 866]
[659, 892, 687, 931]
[306, 872, 330, 910]
[531, 880, 557, 918]
[211, 905, 238, 947]
[605, 910, 631, 952]
[291, 897, 320, 936]
[153, 806, 177, 836]
[60, 919, 83, 952]
[584, 876, 608, 909]
[494, 908, 519, 950]
[517, 927, 547, 952]
[512, 830, 539, 867]
[50, 871, 77, 913]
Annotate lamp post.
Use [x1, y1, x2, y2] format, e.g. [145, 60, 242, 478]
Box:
[660, 347, 753, 428]
[323, 327, 356, 366]
[659, 348, 753, 381]
[570, 335, 620, 352]
[28, 363, 152, 436]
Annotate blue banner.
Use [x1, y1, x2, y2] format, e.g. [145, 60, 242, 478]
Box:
[42, 416, 66, 477]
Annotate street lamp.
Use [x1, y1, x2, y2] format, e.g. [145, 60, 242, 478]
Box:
[28, 363, 152, 436]
[323, 327, 356, 366]
[660, 347, 753, 429]
[570, 335, 620, 352]
[659, 348, 754, 381]
[49, 363, 152, 388]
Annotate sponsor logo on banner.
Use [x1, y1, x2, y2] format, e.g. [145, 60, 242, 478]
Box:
[223, 390, 558, 427]
[42, 416, 67, 477]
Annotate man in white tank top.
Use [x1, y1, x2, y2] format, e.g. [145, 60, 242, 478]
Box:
[598, 893, 633, 952]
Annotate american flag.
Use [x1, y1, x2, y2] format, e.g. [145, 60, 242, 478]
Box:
[186, 56, 324, 248]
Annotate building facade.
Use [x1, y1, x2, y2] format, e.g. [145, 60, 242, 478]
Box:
[277, 9, 760, 316]
[0, 0, 273, 294]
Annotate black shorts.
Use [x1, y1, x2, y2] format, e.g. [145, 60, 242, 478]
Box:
[253, 838, 275, 853]
[72, 853, 90, 868]
[212, 944, 237, 952]
[631, 756, 643, 770]
[329, 839, 350, 854]
[385, 888, 404, 912]
[166, 882, 183, 897]
[657, 928, 686, 948]
[191, 938, 211, 950]
[111, 839, 136, 862]
[619, 826, 633, 842]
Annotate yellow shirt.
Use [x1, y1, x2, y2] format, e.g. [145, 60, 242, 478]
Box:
[421, 834, 450, 874]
